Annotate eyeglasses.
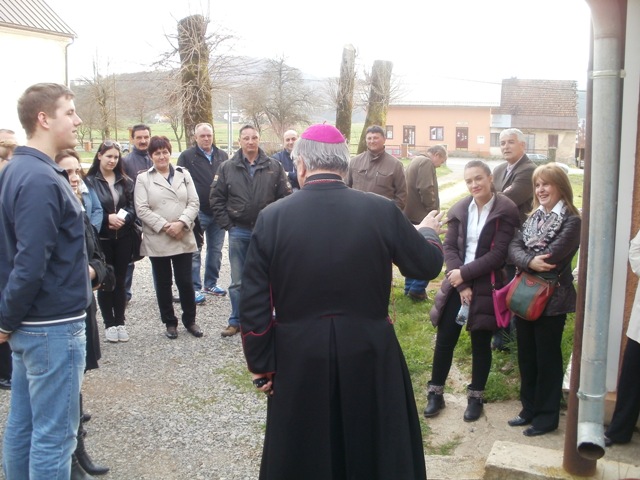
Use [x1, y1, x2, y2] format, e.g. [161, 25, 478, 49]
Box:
[102, 140, 121, 150]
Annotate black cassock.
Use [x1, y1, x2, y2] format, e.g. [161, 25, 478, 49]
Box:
[241, 174, 443, 480]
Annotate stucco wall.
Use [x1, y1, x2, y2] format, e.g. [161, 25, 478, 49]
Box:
[0, 27, 71, 142]
[386, 105, 492, 156]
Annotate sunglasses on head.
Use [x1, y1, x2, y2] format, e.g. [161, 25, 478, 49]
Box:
[102, 140, 121, 150]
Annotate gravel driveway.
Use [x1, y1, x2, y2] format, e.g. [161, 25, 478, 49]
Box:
[0, 243, 267, 479]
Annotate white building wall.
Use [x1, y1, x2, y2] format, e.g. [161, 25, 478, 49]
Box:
[607, 0, 640, 391]
[0, 26, 71, 143]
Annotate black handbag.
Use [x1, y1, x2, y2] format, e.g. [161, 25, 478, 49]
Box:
[131, 220, 144, 262]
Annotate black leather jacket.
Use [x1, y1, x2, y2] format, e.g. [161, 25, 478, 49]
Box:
[85, 170, 136, 240]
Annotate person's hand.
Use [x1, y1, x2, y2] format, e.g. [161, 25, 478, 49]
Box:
[0, 332, 10, 344]
[165, 221, 185, 239]
[88, 265, 96, 280]
[459, 288, 473, 305]
[447, 269, 463, 288]
[417, 210, 446, 235]
[108, 213, 125, 230]
[252, 373, 274, 396]
[528, 254, 556, 272]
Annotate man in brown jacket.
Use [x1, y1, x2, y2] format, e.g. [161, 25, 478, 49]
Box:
[403, 145, 448, 300]
[346, 125, 407, 210]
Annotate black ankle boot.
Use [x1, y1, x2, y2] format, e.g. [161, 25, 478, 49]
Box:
[71, 454, 95, 480]
[76, 433, 110, 476]
[424, 391, 445, 418]
[463, 390, 484, 422]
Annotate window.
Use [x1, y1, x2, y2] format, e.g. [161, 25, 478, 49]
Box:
[490, 133, 500, 147]
[403, 126, 415, 146]
[548, 134, 558, 148]
[385, 125, 393, 139]
[430, 126, 444, 141]
[524, 134, 535, 151]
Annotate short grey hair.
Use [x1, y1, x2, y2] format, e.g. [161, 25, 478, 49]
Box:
[291, 137, 350, 175]
[499, 128, 525, 142]
[427, 144, 447, 159]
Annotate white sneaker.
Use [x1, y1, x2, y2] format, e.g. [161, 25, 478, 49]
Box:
[116, 325, 129, 342]
[105, 326, 119, 343]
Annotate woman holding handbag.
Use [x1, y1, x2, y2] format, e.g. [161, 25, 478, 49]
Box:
[507, 163, 581, 436]
[426, 160, 519, 422]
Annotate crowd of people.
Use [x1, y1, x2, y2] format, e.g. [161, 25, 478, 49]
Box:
[0, 82, 637, 479]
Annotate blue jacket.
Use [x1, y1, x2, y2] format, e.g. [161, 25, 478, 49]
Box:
[272, 149, 300, 189]
[81, 179, 103, 232]
[0, 146, 91, 332]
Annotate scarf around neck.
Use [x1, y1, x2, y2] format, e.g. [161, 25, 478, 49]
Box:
[522, 203, 567, 252]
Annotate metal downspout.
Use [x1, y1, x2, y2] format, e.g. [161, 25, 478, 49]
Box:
[577, 0, 624, 460]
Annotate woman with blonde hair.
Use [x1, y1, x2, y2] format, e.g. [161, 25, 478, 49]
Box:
[507, 163, 581, 436]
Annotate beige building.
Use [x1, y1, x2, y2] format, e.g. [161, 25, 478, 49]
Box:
[385, 102, 495, 157]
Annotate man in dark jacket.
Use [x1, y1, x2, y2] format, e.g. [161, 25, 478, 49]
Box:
[210, 125, 291, 337]
[241, 124, 444, 480]
[178, 123, 229, 298]
[272, 129, 299, 190]
[491, 128, 536, 351]
[122, 124, 152, 303]
[0, 83, 91, 478]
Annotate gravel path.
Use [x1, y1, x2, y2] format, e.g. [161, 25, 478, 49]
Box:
[0, 243, 267, 479]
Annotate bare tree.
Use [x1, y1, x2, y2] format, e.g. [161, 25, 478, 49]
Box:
[335, 45, 356, 143]
[260, 56, 316, 139]
[79, 61, 113, 140]
[176, 15, 213, 141]
[357, 60, 393, 154]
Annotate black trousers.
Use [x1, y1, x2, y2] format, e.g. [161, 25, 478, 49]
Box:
[430, 292, 493, 391]
[150, 253, 196, 328]
[606, 337, 640, 443]
[515, 313, 566, 430]
[0, 342, 12, 380]
[98, 232, 134, 328]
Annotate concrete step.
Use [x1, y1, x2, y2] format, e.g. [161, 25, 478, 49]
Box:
[484, 440, 640, 480]
[426, 454, 485, 480]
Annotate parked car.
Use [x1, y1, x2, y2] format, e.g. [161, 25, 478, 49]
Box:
[527, 153, 569, 173]
[120, 141, 131, 154]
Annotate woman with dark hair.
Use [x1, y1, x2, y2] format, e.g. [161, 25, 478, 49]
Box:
[85, 140, 136, 343]
[55, 151, 110, 478]
[425, 160, 520, 422]
[134, 136, 202, 339]
[507, 163, 581, 436]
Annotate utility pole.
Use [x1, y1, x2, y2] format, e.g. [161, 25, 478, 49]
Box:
[227, 94, 233, 156]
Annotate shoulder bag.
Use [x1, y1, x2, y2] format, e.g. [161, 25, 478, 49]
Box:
[505, 270, 558, 321]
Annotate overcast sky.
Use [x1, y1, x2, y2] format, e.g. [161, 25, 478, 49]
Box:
[47, 0, 592, 103]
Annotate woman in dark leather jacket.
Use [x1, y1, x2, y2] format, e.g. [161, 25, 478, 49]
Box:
[507, 163, 581, 437]
[85, 140, 136, 344]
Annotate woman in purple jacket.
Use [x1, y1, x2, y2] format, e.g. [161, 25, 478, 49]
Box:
[425, 160, 520, 422]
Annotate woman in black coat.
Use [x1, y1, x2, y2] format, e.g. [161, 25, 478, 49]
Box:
[55, 151, 111, 477]
[507, 163, 580, 436]
[426, 160, 519, 422]
[85, 141, 136, 343]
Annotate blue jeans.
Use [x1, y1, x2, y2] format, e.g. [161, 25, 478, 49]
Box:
[228, 226, 252, 328]
[3, 321, 86, 479]
[192, 212, 226, 291]
[404, 277, 428, 295]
